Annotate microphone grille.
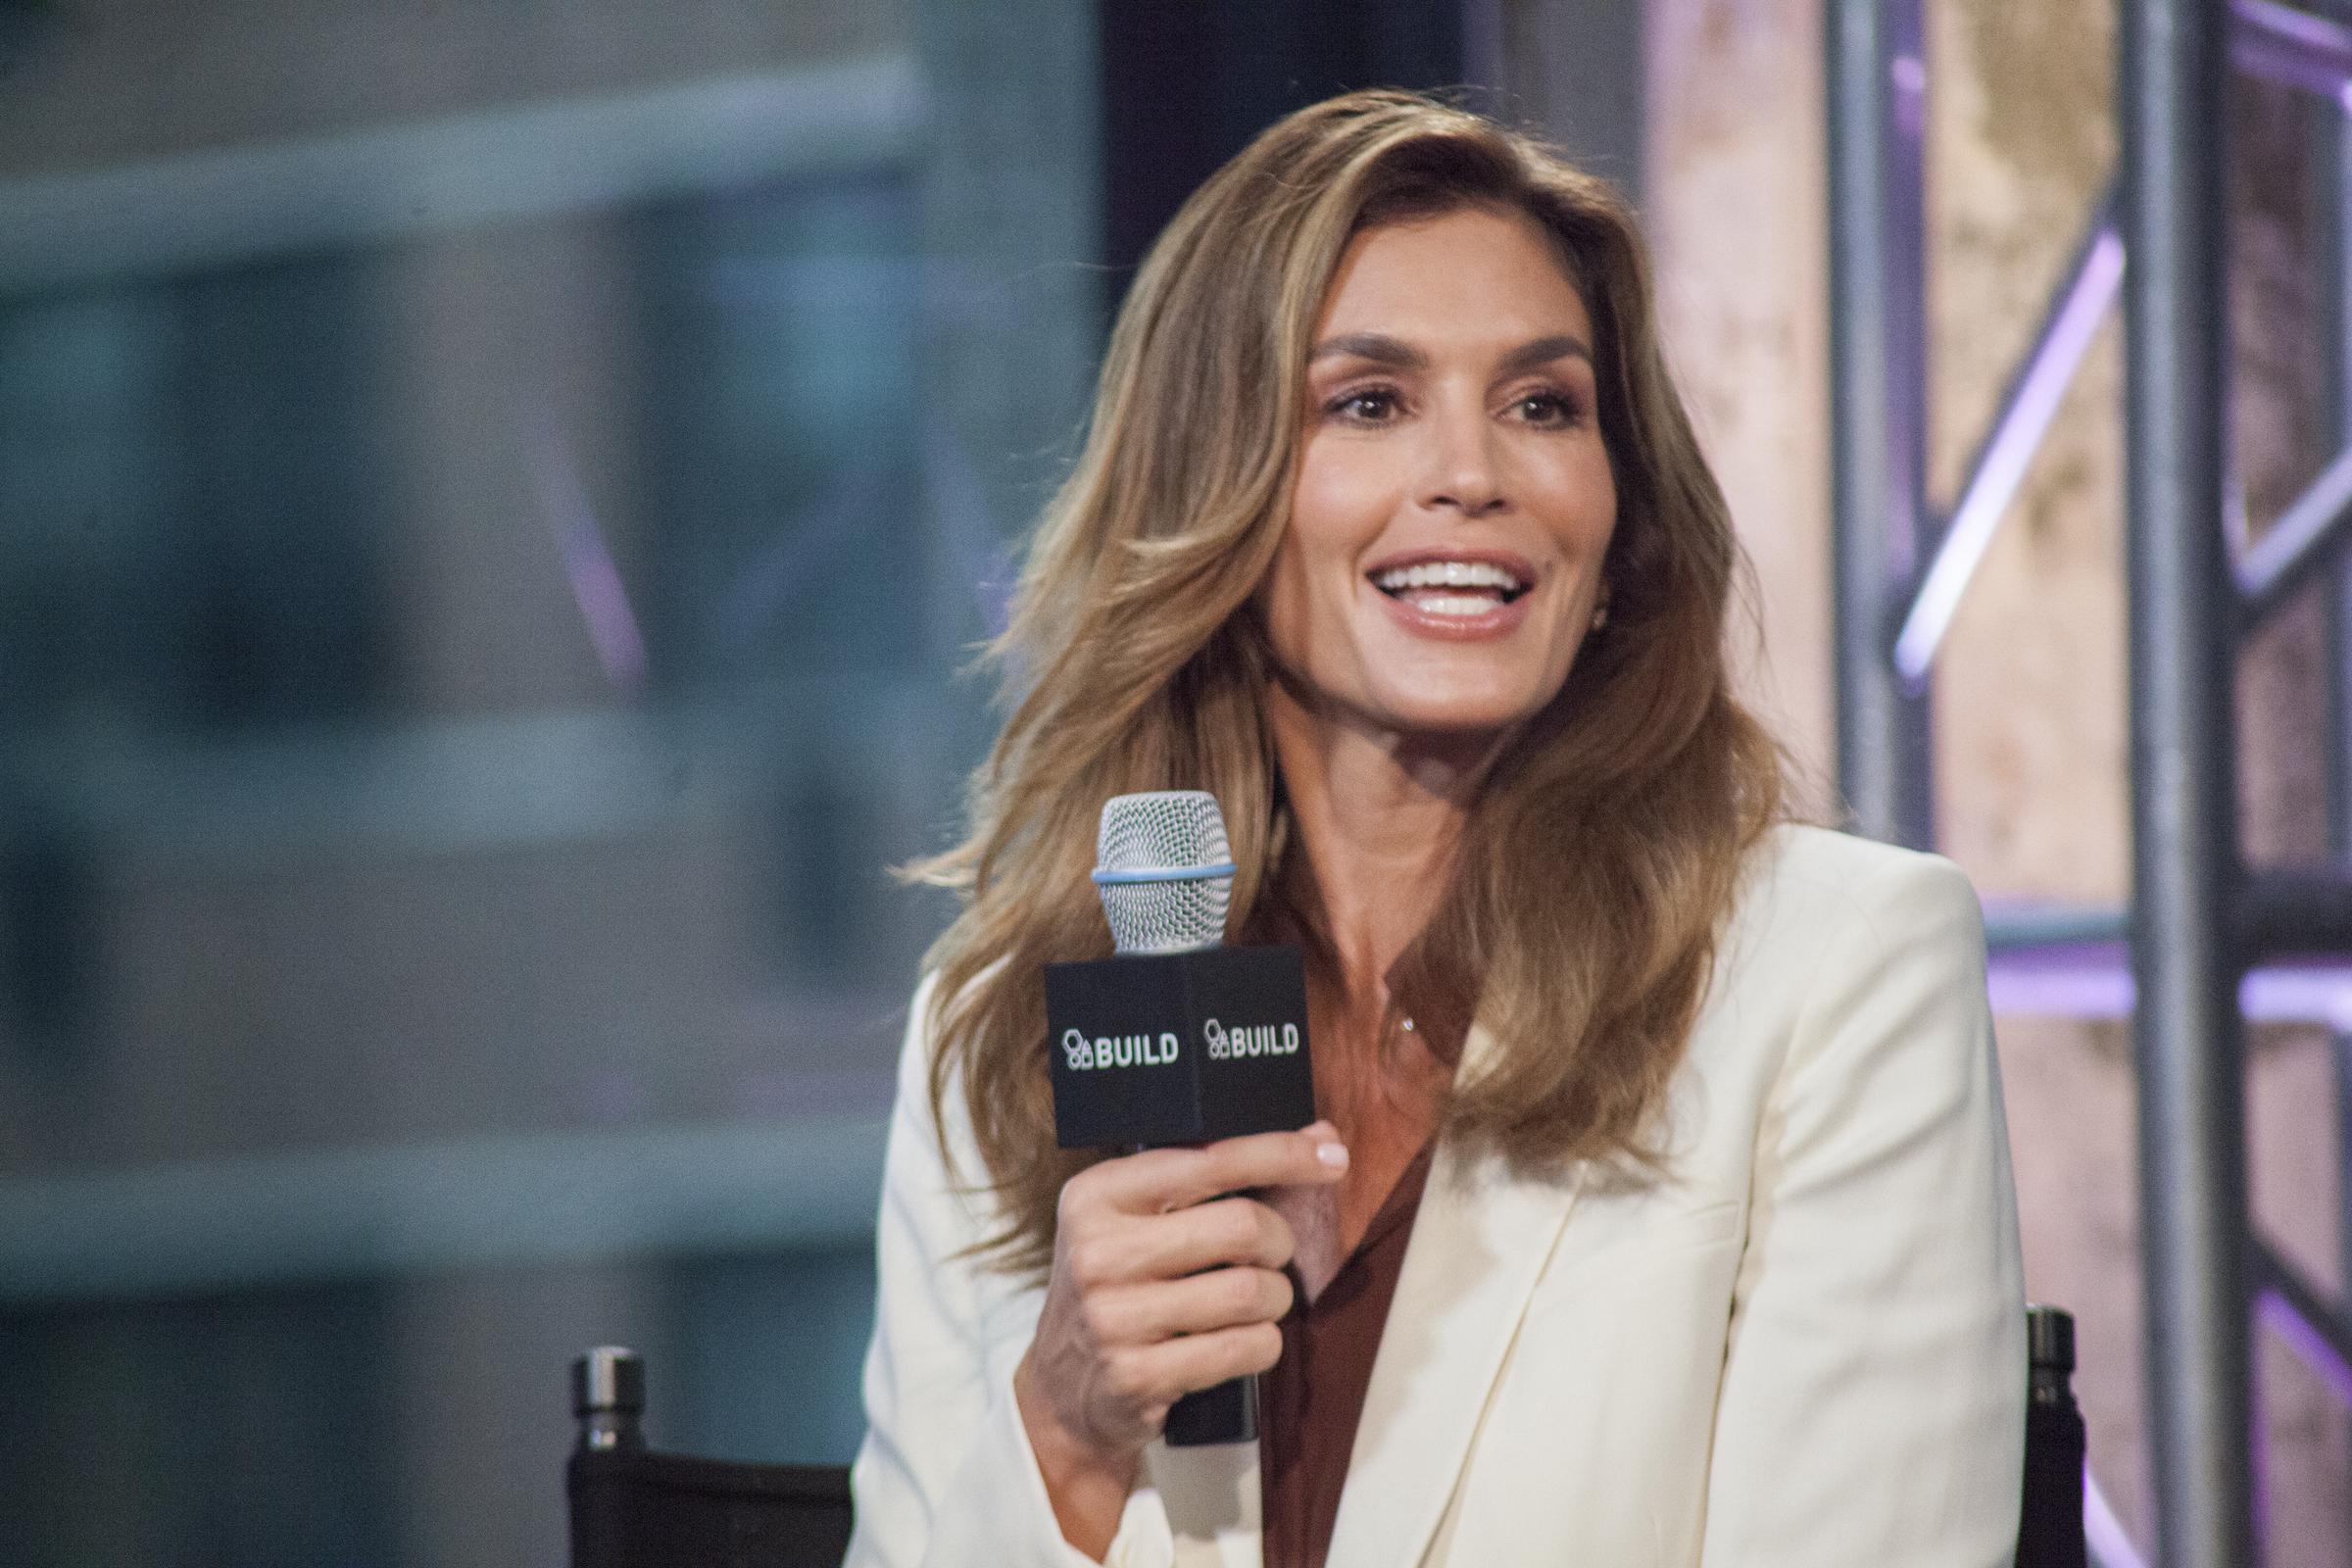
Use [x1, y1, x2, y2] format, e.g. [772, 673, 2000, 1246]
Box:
[1095, 791, 1235, 955]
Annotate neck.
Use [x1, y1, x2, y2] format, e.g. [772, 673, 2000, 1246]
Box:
[1265, 679, 1506, 995]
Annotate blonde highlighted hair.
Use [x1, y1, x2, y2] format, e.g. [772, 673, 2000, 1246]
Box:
[910, 89, 1784, 1277]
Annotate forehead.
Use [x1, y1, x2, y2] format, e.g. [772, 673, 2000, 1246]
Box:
[1312, 206, 1592, 345]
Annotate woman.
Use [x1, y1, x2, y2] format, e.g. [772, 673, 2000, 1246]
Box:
[845, 90, 2024, 1567]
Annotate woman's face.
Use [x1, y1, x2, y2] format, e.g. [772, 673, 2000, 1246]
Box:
[1260, 205, 1618, 747]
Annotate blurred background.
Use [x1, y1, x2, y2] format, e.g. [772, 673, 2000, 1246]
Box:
[0, 0, 2346, 1564]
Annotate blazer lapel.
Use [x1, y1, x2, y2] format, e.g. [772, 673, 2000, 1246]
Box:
[1322, 1026, 1585, 1568]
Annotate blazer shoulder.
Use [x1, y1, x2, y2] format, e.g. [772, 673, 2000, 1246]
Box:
[1672, 826, 1998, 1200]
[1739, 821, 1982, 943]
[1704, 824, 1984, 1038]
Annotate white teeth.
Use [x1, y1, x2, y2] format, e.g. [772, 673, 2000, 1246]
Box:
[1371, 561, 1524, 594]
[1416, 593, 1496, 617]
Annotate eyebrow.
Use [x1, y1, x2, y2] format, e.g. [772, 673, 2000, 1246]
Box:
[1306, 331, 1593, 375]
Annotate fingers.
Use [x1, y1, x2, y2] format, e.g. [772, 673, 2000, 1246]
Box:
[1101, 1322, 1286, 1413]
[1080, 1122, 1349, 1218]
[1030, 1128, 1334, 1463]
[1064, 1194, 1293, 1291]
[1115, 1194, 1299, 1282]
[1082, 1265, 1295, 1346]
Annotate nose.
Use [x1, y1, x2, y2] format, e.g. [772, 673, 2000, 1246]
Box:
[1417, 399, 1505, 517]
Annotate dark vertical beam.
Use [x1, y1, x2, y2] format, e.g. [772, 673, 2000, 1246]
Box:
[2316, 23, 2352, 864]
[1826, 0, 1935, 848]
[1096, 2, 1221, 295]
[2310, 7, 2352, 1533]
[1460, 0, 1505, 104]
[2121, 1, 2257, 1563]
[1486, 0, 1647, 206]
[1096, 0, 1463, 301]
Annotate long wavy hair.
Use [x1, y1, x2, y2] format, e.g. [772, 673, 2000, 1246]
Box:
[909, 89, 1784, 1278]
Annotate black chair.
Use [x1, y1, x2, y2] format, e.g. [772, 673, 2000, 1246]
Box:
[569, 1305, 2084, 1567]
[567, 1347, 854, 1568]
[2017, 1303, 2087, 1568]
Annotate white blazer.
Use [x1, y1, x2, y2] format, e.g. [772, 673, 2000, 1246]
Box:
[845, 824, 2027, 1567]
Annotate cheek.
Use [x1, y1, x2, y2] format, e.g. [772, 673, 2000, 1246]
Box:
[1290, 436, 1401, 550]
[1537, 443, 1618, 543]
[1257, 536, 1311, 653]
[1274, 467, 1383, 619]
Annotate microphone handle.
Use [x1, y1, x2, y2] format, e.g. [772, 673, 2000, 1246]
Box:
[1165, 1372, 1256, 1446]
[1152, 1165, 1261, 1448]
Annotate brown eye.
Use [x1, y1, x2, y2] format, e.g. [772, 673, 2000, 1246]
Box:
[1328, 387, 1401, 423]
[1513, 391, 1581, 426]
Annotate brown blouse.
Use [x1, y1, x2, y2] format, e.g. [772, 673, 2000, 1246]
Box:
[1257, 1137, 1437, 1568]
[1256, 947, 1470, 1568]
[1244, 858, 1476, 1568]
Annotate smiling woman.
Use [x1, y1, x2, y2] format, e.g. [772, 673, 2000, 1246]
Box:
[846, 90, 2025, 1568]
[1267, 206, 1617, 742]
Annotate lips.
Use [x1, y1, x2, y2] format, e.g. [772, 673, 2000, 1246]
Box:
[1365, 551, 1536, 619]
[1363, 551, 1538, 641]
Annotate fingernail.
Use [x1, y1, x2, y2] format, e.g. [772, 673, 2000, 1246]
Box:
[1316, 1141, 1349, 1170]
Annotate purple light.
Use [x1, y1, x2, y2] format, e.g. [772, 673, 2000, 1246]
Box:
[2233, 443, 2352, 618]
[1894, 222, 2123, 686]
[2256, 1287, 2352, 1409]
[2085, 1468, 2148, 1568]
[1984, 944, 2352, 1030]
[2234, 0, 2352, 65]
[1984, 955, 2134, 1021]
[532, 424, 648, 693]
[2233, 0, 2352, 100]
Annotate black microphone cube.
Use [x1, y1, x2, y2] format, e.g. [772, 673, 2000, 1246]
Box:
[1044, 945, 1316, 1149]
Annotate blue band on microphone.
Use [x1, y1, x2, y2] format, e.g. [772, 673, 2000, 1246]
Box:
[1090, 862, 1239, 886]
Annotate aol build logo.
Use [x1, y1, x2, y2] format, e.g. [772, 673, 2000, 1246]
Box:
[1061, 1029, 1179, 1071]
[1202, 1018, 1301, 1060]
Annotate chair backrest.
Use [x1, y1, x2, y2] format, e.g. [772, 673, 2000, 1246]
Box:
[569, 1306, 2084, 1567]
[567, 1347, 854, 1568]
[2015, 1304, 2086, 1568]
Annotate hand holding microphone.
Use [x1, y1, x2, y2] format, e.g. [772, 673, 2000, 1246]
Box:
[1015, 791, 1331, 1544]
[1012, 1122, 1347, 1535]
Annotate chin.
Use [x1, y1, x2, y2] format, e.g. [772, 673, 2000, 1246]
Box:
[1365, 648, 1568, 732]
[1377, 690, 1545, 740]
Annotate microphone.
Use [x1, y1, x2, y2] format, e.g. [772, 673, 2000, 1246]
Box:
[1044, 790, 1317, 1447]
